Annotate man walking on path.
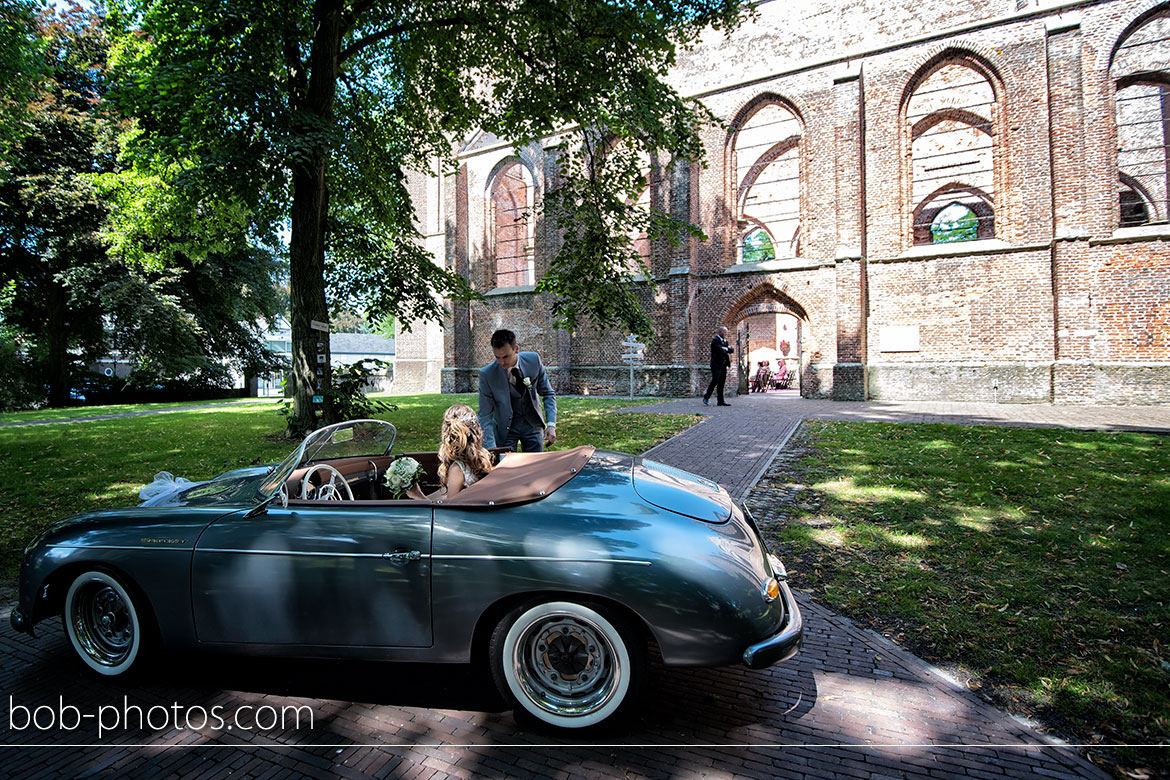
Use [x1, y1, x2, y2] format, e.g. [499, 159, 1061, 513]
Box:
[703, 325, 734, 406]
[477, 329, 557, 451]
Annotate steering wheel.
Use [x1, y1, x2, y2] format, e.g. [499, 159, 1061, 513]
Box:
[300, 464, 354, 501]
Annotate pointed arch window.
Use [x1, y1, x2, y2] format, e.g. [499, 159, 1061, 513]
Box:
[1120, 175, 1153, 226]
[628, 155, 653, 273]
[734, 101, 802, 262]
[1112, 10, 1170, 226]
[913, 185, 995, 244]
[931, 203, 979, 243]
[742, 227, 776, 263]
[489, 161, 534, 288]
[594, 139, 654, 274]
[907, 60, 997, 244]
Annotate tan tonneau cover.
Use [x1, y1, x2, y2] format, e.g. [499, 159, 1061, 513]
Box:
[440, 445, 595, 507]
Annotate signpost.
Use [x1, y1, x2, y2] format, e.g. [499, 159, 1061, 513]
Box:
[621, 334, 645, 399]
[313, 322, 330, 417]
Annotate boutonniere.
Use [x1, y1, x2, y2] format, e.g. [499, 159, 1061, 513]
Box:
[523, 377, 532, 388]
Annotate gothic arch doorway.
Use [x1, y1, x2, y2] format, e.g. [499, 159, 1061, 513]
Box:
[736, 307, 802, 394]
[726, 286, 811, 396]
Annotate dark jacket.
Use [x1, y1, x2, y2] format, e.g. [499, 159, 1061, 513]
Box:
[709, 334, 733, 370]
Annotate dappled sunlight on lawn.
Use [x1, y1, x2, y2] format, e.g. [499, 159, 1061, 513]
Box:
[195, 402, 275, 415]
[809, 527, 847, 548]
[794, 517, 932, 552]
[90, 483, 142, 503]
[816, 476, 926, 504]
[0, 397, 268, 425]
[765, 419, 1170, 754]
[954, 514, 993, 532]
[881, 531, 929, 549]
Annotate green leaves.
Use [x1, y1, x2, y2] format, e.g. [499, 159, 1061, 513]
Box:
[538, 133, 705, 337]
[99, 244, 284, 381]
[325, 213, 477, 327]
[108, 0, 747, 340]
[0, 0, 45, 168]
[91, 156, 253, 270]
[104, 0, 749, 429]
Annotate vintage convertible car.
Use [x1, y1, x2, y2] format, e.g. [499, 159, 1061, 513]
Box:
[11, 419, 802, 728]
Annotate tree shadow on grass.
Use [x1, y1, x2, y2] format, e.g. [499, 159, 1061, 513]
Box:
[752, 421, 1170, 776]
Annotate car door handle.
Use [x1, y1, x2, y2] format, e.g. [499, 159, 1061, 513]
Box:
[383, 550, 422, 562]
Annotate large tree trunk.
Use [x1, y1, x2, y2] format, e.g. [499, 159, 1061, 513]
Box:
[287, 0, 345, 435]
[288, 164, 333, 433]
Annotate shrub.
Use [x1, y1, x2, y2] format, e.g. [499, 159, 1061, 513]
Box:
[0, 341, 40, 412]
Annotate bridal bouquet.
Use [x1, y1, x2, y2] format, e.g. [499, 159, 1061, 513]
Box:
[384, 457, 423, 498]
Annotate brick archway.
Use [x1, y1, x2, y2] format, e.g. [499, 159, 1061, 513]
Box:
[724, 284, 811, 396]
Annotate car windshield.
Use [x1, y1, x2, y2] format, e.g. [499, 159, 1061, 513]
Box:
[258, 419, 397, 497]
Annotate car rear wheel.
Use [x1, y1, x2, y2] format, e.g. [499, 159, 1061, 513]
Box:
[489, 599, 644, 729]
[63, 570, 145, 676]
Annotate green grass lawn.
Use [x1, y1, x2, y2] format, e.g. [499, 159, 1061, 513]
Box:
[0, 397, 269, 424]
[0, 393, 698, 580]
[756, 420, 1169, 766]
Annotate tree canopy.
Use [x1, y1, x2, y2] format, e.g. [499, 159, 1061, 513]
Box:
[0, 0, 43, 166]
[0, 6, 282, 409]
[107, 0, 747, 432]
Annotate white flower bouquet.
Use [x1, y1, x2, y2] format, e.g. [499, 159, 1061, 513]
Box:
[384, 457, 424, 498]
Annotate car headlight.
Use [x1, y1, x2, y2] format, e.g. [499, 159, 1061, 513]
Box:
[762, 554, 788, 602]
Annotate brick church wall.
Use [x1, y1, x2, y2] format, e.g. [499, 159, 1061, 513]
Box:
[401, 0, 1170, 405]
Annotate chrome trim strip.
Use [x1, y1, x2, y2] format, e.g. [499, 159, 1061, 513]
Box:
[46, 545, 652, 565]
[197, 548, 401, 559]
[46, 545, 191, 552]
[431, 554, 651, 566]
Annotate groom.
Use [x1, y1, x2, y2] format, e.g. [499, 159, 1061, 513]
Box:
[478, 329, 557, 451]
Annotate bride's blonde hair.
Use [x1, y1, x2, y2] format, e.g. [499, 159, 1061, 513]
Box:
[437, 404, 494, 488]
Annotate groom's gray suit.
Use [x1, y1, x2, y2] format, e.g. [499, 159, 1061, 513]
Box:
[477, 352, 557, 451]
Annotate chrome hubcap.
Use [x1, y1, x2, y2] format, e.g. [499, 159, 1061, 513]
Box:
[514, 615, 619, 717]
[72, 583, 133, 666]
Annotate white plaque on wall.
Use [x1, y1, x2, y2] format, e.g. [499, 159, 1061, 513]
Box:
[880, 325, 920, 352]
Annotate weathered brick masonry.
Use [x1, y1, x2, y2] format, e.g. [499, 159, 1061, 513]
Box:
[397, 0, 1170, 405]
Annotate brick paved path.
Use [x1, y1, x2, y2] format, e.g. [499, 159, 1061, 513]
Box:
[5, 394, 1160, 778]
[641, 391, 1170, 500]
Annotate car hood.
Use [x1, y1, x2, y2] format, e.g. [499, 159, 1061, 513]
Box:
[632, 457, 733, 523]
[139, 466, 273, 509]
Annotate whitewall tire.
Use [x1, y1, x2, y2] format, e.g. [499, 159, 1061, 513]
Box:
[490, 600, 644, 729]
[63, 570, 144, 676]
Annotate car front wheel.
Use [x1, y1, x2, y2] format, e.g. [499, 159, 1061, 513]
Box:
[63, 570, 145, 676]
[489, 599, 644, 729]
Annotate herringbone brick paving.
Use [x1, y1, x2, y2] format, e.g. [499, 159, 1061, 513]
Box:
[4, 393, 1162, 778]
